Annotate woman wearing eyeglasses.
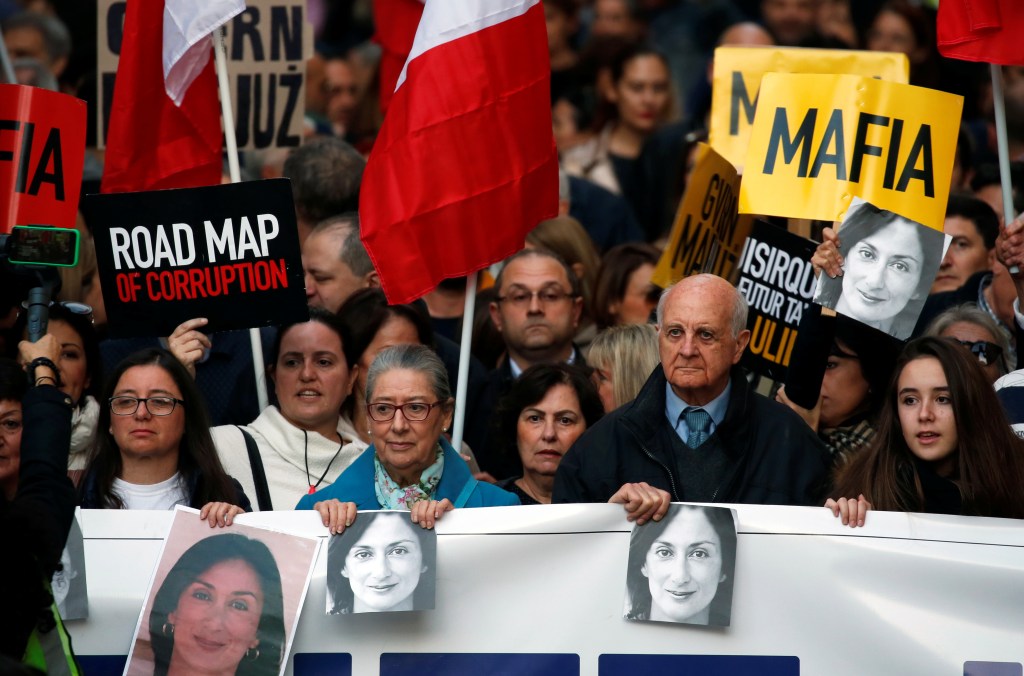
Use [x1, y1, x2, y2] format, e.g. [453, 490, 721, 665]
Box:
[79, 348, 250, 524]
[923, 304, 1011, 384]
[296, 344, 518, 533]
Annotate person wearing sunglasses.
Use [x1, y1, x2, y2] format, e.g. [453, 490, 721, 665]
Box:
[297, 344, 518, 534]
[924, 304, 1011, 384]
[79, 348, 250, 524]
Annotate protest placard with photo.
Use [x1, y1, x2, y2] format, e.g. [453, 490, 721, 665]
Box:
[97, 0, 311, 150]
[325, 511, 437, 615]
[652, 143, 752, 289]
[736, 220, 818, 381]
[83, 178, 308, 337]
[813, 198, 950, 341]
[53, 514, 89, 620]
[123, 506, 319, 676]
[709, 46, 908, 170]
[0, 84, 86, 233]
[739, 73, 962, 231]
[623, 505, 738, 627]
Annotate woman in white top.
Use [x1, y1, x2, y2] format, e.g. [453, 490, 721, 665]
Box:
[78, 348, 248, 524]
[193, 308, 367, 510]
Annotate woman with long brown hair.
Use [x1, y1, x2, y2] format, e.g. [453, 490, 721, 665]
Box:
[827, 336, 1024, 526]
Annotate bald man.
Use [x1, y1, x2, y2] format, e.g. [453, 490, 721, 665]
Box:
[554, 275, 828, 519]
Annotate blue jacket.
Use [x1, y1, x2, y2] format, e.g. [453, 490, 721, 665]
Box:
[295, 439, 520, 510]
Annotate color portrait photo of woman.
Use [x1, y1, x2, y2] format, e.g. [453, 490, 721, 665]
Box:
[125, 508, 319, 676]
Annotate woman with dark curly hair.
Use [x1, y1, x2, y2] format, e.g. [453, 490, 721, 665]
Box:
[149, 533, 285, 676]
[494, 363, 603, 505]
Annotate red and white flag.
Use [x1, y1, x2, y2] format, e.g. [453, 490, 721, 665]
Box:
[937, 0, 1024, 66]
[372, 0, 425, 115]
[101, 0, 244, 193]
[359, 0, 558, 304]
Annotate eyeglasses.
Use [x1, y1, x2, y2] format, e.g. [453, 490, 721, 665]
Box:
[366, 401, 442, 422]
[495, 288, 575, 308]
[20, 300, 94, 323]
[109, 396, 185, 416]
[949, 339, 1003, 366]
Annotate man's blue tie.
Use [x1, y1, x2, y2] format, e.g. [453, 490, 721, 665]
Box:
[685, 407, 712, 448]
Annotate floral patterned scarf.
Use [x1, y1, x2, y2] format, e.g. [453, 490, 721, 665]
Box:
[373, 444, 445, 509]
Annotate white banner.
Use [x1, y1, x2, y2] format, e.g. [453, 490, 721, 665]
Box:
[71, 504, 1024, 675]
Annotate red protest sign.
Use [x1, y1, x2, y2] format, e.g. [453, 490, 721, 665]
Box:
[0, 84, 86, 234]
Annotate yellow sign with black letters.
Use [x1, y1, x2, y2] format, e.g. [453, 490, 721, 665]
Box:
[738, 73, 962, 231]
[709, 47, 909, 170]
[652, 143, 752, 288]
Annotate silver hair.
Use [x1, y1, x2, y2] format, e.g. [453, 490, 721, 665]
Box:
[923, 303, 1012, 376]
[312, 213, 375, 277]
[366, 344, 452, 402]
[656, 276, 749, 338]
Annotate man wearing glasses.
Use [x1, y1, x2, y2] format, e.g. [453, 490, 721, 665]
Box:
[465, 249, 584, 479]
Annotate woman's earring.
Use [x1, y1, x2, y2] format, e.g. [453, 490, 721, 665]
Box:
[245, 647, 260, 661]
[162, 622, 174, 636]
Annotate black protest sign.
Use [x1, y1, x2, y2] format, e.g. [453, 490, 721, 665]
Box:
[83, 179, 308, 337]
[737, 220, 817, 381]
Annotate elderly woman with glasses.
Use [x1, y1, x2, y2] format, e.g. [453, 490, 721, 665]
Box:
[297, 344, 519, 533]
[79, 348, 250, 524]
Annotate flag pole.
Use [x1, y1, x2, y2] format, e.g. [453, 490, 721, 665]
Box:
[214, 25, 269, 412]
[0, 31, 16, 84]
[991, 65, 1019, 216]
[450, 273, 478, 452]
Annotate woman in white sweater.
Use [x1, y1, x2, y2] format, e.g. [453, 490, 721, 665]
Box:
[175, 308, 367, 510]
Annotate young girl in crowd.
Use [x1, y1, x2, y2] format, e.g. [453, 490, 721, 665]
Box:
[827, 336, 1024, 526]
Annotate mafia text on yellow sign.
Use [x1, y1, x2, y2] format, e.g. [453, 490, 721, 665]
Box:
[652, 143, 752, 288]
[738, 73, 962, 231]
[709, 47, 909, 170]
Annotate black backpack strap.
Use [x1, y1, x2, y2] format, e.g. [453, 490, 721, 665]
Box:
[236, 426, 273, 511]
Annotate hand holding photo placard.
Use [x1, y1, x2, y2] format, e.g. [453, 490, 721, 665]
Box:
[813, 198, 950, 340]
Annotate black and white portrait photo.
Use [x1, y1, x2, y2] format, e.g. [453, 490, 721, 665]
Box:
[624, 505, 738, 627]
[326, 511, 437, 615]
[52, 515, 88, 620]
[814, 198, 949, 340]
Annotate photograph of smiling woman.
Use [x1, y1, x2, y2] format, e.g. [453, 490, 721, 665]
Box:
[326, 511, 437, 614]
[624, 505, 737, 627]
[814, 199, 948, 340]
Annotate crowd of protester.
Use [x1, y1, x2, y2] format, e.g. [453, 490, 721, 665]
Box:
[5, 0, 1024, 669]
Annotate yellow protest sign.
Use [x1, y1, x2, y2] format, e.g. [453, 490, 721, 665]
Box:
[652, 143, 753, 288]
[709, 47, 908, 170]
[739, 73, 962, 231]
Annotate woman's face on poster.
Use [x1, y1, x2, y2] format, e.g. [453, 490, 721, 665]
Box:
[839, 217, 924, 324]
[168, 558, 264, 674]
[642, 509, 725, 624]
[343, 514, 425, 612]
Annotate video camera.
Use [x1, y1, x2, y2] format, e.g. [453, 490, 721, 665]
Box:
[0, 225, 81, 341]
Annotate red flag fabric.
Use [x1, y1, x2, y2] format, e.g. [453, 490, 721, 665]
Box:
[373, 0, 424, 114]
[101, 0, 224, 193]
[359, 0, 558, 304]
[937, 0, 1024, 66]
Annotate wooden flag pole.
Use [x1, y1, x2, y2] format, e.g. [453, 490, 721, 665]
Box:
[214, 25, 269, 412]
[450, 273, 478, 452]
